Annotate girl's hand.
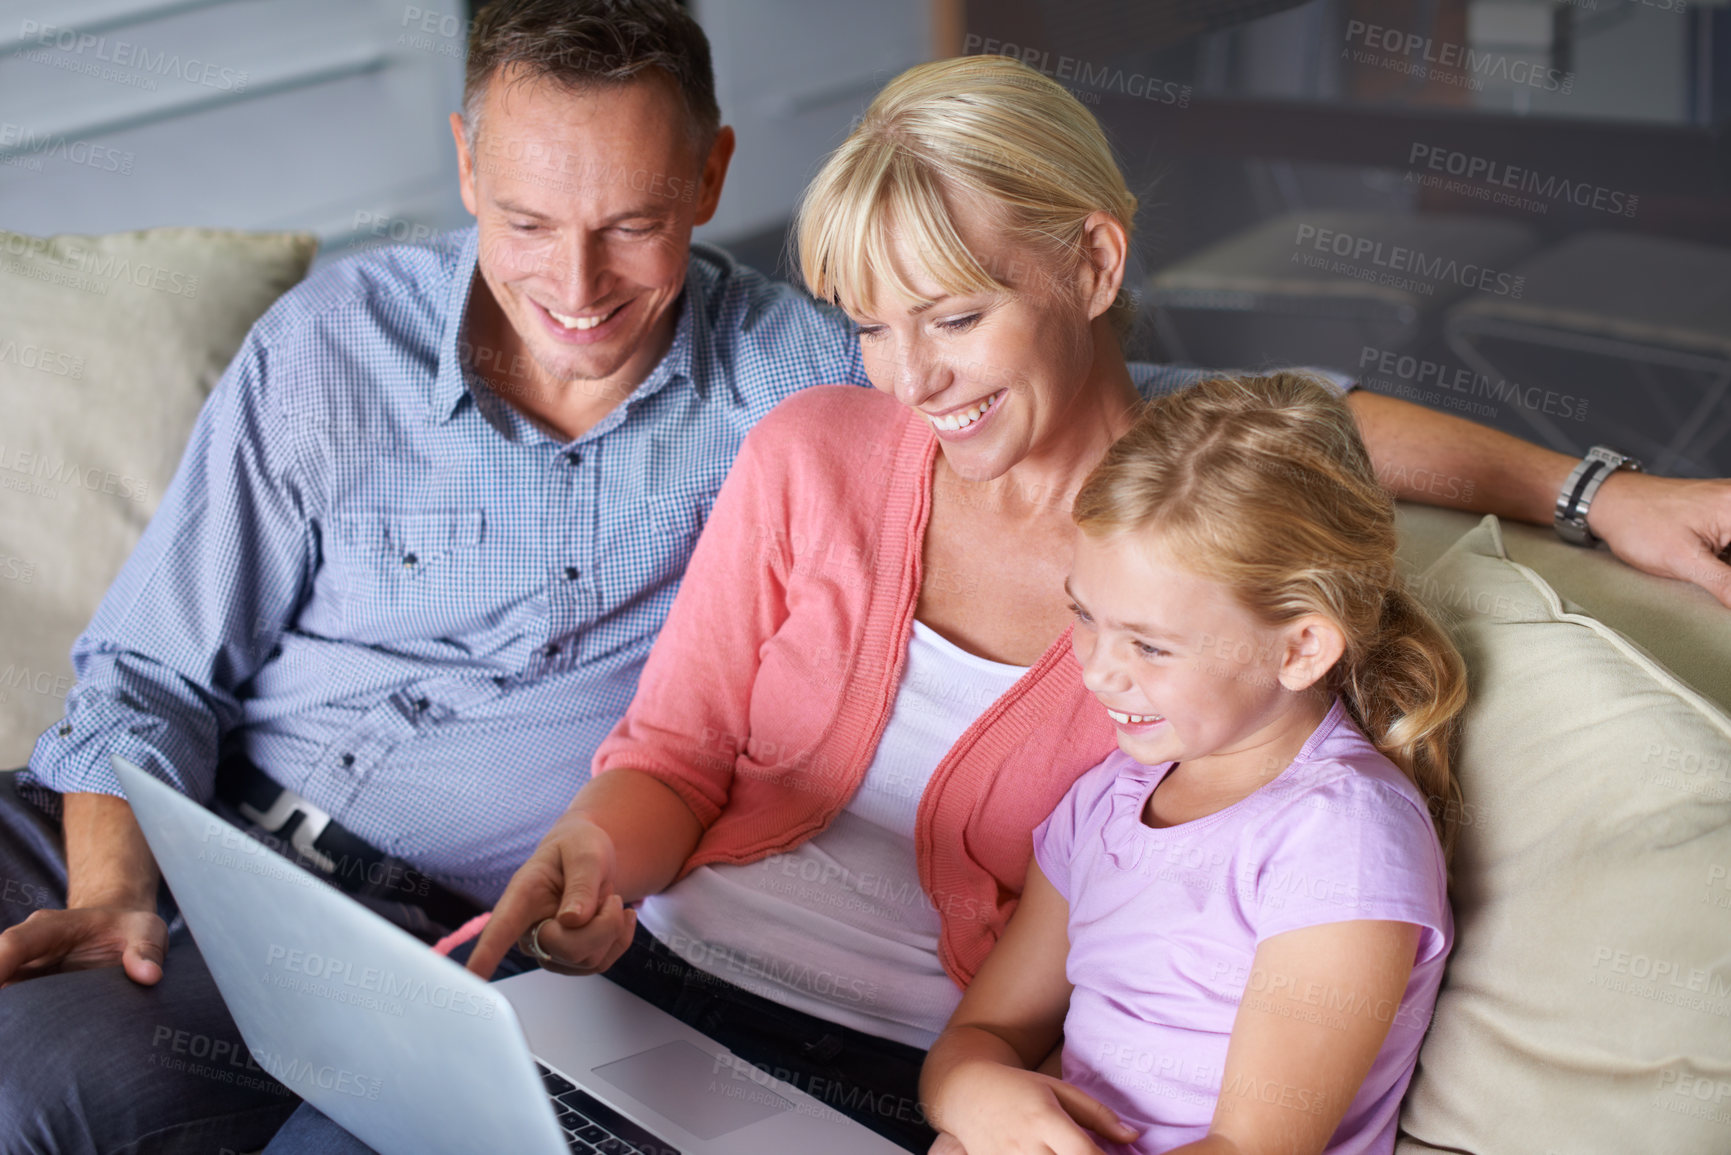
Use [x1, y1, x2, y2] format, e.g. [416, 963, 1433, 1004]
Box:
[940, 1060, 1138, 1155]
[923, 862, 1109, 1152]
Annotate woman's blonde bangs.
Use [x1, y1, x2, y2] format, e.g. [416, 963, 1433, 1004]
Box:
[798, 136, 1004, 317]
[798, 54, 1142, 327]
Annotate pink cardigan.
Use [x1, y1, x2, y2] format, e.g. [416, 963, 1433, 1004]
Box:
[592, 385, 1119, 986]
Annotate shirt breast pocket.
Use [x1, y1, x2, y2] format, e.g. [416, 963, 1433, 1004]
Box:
[329, 509, 486, 618]
[639, 491, 713, 582]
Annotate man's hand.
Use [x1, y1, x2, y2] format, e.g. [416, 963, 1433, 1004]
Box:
[466, 808, 637, 980]
[1347, 388, 1731, 608]
[0, 791, 168, 988]
[0, 905, 167, 988]
[1588, 471, 1731, 609]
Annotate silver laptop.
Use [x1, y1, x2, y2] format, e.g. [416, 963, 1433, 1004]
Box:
[114, 756, 908, 1155]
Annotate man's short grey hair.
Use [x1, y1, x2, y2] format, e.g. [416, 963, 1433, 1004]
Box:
[462, 0, 720, 151]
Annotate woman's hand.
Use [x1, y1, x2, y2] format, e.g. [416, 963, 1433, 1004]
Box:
[1588, 471, 1731, 609]
[466, 808, 637, 980]
[937, 1060, 1137, 1155]
[466, 769, 703, 979]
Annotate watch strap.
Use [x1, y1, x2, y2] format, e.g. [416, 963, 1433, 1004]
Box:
[1555, 445, 1641, 546]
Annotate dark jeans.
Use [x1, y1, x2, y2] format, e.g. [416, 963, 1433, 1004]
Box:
[0, 769, 467, 1155]
[266, 923, 938, 1154]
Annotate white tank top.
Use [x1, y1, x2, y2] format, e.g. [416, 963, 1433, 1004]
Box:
[637, 620, 1030, 1048]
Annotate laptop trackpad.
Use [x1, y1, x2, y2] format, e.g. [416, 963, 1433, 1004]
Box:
[593, 1039, 794, 1140]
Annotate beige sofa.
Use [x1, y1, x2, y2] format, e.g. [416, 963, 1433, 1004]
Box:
[1390, 506, 1731, 1152]
[2, 229, 1728, 1153]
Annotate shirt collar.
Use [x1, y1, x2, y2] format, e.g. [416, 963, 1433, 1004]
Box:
[429, 227, 482, 424]
[427, 227, 705, 441]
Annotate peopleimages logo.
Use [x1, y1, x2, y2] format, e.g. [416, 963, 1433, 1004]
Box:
[0, 338, 84, 380]
[249, 1047, 382, 1100]
[0, 123, 133, 174]
[1357, 344, 1589, 422]
[1344, 20, 1574, 93]
[962, 34, 1191, 106]
[263, 944, 499, 1019]
[16, 20, 249, 91]
[1293, 222, 1525, 298]
[0, 232, 200, 299]
[1407, 144, 1638, 218]
[1590, 945, 1731, 1000]
[0, 444, 151, 504]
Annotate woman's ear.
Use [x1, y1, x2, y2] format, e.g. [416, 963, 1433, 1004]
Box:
[1076, 210, 1129, 322]
[1276, 615, 1346, 694]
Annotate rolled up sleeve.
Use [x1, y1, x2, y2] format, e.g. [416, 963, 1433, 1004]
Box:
[20, 335, 316, 810]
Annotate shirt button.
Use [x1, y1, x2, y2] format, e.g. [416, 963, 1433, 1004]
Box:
[340, 753, 355, 767]
[544, 643, 561, 658]
[563, 566, 579, 580]
[563, 450, 582, 466]
[401, 552, 418, 567]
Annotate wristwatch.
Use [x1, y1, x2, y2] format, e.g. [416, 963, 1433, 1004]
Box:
[1554, 445, 1642, 546]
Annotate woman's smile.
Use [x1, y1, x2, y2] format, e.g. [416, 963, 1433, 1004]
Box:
[925, 389, 1008, 436]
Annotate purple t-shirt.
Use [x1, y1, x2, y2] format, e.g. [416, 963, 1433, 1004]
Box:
[1033, 697, 1451, 1155]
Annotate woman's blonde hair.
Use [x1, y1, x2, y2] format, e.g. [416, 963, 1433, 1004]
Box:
[796, 55, 1138, 331]
[1073, 374, 1470, 861]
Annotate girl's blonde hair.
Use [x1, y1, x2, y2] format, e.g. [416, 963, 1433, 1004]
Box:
[1073, 373, 1470, 861]
[796, 55, 1138, 331]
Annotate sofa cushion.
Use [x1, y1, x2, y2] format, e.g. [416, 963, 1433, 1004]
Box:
[0, 227, 317, 766]
[1395, 503, 1731, 713]
[1397, 516, 1731, 1154]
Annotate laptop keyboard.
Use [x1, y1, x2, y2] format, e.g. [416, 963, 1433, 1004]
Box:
[537, 1062, 683, 1155]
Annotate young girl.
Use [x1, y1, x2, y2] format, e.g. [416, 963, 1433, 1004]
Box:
[921, 372, 1466, 1155]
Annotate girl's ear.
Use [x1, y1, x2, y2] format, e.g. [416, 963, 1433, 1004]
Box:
[1075, 210, 1128, 322]
[1277, 615, 1346, 693]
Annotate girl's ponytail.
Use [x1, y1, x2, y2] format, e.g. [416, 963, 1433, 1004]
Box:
[1336, 585, 1469, 861]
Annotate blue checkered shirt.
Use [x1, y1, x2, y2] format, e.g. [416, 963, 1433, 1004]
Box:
[21, 226, 1282, 903]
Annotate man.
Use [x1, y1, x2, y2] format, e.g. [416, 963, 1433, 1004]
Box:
[2, 0, 1728, 1152]
[0, 3, 858, 1151]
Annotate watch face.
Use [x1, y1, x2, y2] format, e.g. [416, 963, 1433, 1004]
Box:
[1587, 446, 1639, 472]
